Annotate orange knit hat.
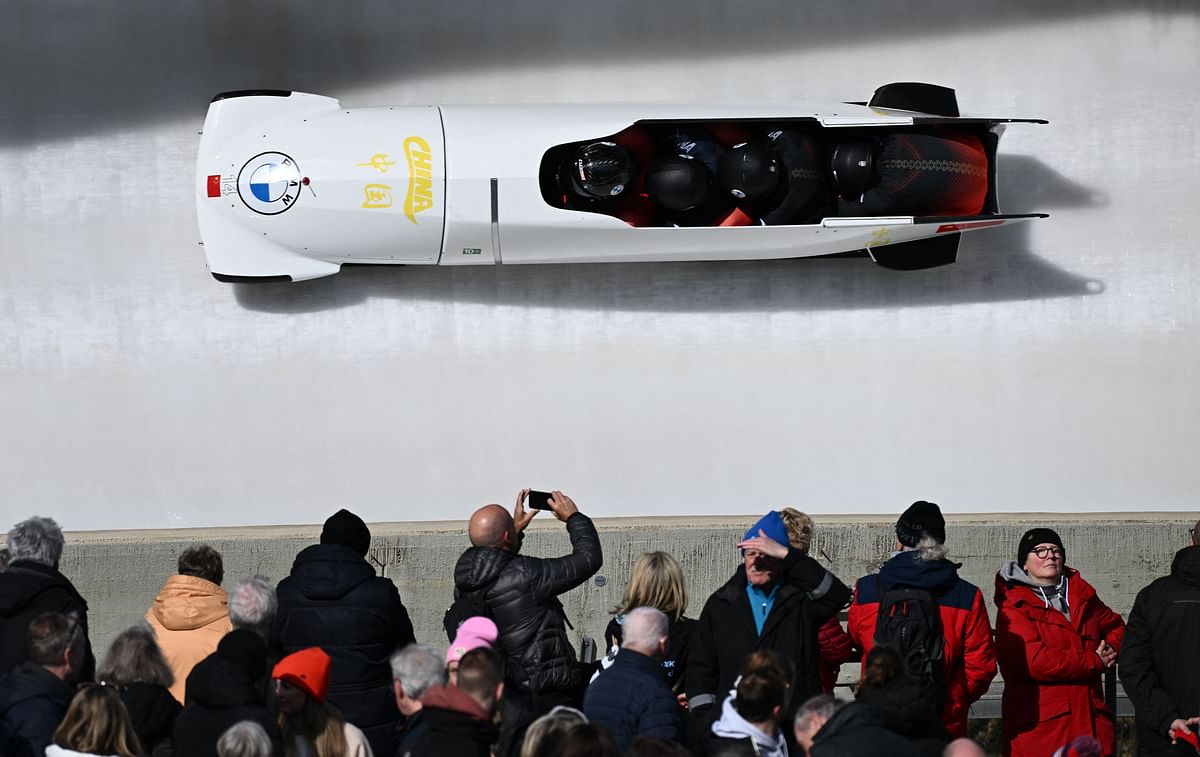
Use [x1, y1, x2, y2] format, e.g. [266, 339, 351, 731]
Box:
[272, 646, 331, 703]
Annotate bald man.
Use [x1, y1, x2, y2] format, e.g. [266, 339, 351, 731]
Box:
[452, 489, 602, 757]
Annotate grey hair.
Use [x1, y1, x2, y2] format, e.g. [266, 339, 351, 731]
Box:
[7, 516, 65, 567]
[1193, 518, 1200, 546]
[98, 621, 174, 688]
[217, 721, 273, 757]
[0, 548, 10, 571]
[915, 534, 949, 563]
[622, 607, 668, 654]
[793, 693, 840, 732]
[390, 644, 446, 701]
[228, 577, 277, 638]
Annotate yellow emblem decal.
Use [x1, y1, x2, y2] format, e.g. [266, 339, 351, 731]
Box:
[362, 184, 393, 209]
[403, 136, 435, 224]
[866, 228, 892, 248]
[357, 153, 397, 173]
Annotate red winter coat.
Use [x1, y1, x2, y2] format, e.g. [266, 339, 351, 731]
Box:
[848, 552, 996, 738]
[993, 567, 1125, 757]
[818, 616, 855, 694]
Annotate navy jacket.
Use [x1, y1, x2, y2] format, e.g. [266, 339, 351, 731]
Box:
[273, 543, 416, 756]
[584, 648, 681, 750]
[0, 661, 74, 757]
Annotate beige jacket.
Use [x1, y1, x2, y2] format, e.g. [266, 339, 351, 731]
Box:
[145, 574, 233, 702]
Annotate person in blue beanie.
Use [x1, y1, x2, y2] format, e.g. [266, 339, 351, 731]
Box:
[686, 510, 850, 737]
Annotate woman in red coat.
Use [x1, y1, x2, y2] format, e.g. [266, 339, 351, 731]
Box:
[994, 528, 1125, 757]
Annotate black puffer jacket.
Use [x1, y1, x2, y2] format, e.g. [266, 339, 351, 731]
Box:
[0, 560, 95, 681]
[811, 702, 921, 757]
[687, 548, 850, 717]
[1119, 545, 1200, 757]
[453, 513, 602, 694]
[856, 674, 950, 757]
[272, 543, 415, 756]
[0, 661, 74, 757]
[175, 655, 281, 757]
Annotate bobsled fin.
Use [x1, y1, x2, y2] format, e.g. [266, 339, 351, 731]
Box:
[869, 83, 960, 117]
[869, 233, 960, 270]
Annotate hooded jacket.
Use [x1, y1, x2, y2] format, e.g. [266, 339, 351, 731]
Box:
[0, 661, 74, 757]
[145, 574, 233, 703]
[272, 542, 415, 757]
[848, 550, 996, 738]
[1119, 545, 1200, 757]
[994, 564, 1124, 757]
[452, 512, 602, 695]
[0, 560, 95, 681]
[688, 548, 850, 716]
[708, 691, 788, 757]
[173, 654, 281, 757]
[404, 684, 498, 757]
[810, 702, 921, 757]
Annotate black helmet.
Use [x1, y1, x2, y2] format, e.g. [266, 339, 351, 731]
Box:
[570, 141, 634, 199]
[831, 141, 877, 196]
[718, 142, 779, 201]
[646, 155, 711, 212]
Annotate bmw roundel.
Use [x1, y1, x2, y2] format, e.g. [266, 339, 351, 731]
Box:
[237, 152, 301, 215]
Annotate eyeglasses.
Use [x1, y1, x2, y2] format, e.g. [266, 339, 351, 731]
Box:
[1031, 546, 1064, 559]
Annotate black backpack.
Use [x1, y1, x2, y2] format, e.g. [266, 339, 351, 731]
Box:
[443, 584, 494, 641]
[873, 586, 946, 709]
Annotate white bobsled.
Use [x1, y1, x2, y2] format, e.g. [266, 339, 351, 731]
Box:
[195, 84, 1047, 282]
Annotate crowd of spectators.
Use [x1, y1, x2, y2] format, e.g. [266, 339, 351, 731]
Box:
[1, 495, 1198, 757]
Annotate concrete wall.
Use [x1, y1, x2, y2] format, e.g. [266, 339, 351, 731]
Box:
[3, 2, 1200, 531]
[67, 513, 1194, 661]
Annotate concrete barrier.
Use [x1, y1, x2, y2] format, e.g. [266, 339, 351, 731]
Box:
[60, 512, 1193, 662]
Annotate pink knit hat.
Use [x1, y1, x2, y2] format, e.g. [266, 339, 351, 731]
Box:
[446, 616, 499, 664]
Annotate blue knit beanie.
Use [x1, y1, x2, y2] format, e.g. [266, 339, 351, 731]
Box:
[741, 511, 789, 548]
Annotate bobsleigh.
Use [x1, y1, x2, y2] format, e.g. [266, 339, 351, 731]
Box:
[195, 84, 1047, 282]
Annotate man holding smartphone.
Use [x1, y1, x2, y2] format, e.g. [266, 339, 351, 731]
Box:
[451, 489, 603, 757]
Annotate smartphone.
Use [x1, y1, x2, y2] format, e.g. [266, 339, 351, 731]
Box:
[528, 490, 553, 510]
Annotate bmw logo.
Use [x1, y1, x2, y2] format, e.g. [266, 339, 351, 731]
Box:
[237, 152, 301, 215]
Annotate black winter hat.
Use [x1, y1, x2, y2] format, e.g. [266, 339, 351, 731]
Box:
[321, 508, 371, 556]
[895, 501, 946, 547]
[1018, 528, 1065, 566]
[216, 628, 267, 680]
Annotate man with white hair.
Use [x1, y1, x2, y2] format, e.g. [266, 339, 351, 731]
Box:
[391, 644, 449, 754]
[0, 516, 94, 679]
[583, 606, 682, 750]
[228, 577, 277, 642]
